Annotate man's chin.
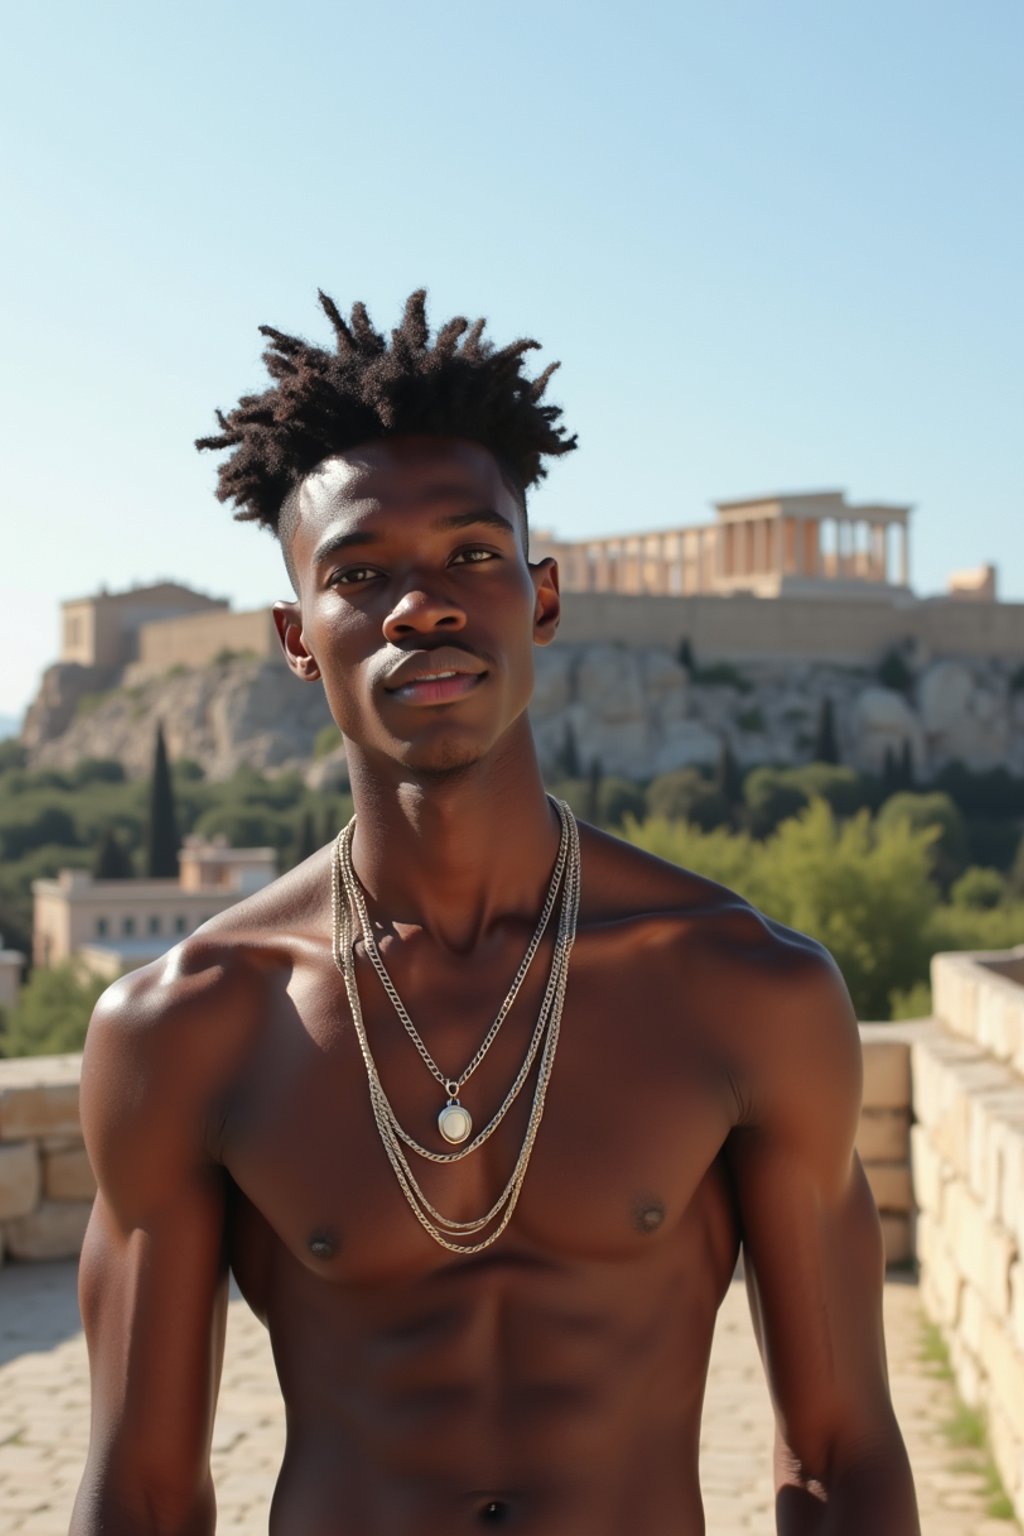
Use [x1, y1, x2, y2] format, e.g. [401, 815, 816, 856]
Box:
[398, 745, 486, 784]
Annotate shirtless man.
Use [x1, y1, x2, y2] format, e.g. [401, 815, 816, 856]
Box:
[71, 291, 919, 1534]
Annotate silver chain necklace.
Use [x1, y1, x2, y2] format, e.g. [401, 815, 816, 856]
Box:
[330, 799, 581, 1254]
[338, 797, 570, 1144]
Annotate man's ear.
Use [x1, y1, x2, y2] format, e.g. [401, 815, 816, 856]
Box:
[530, 557, 561, 648]
[273, 601, 322, 682]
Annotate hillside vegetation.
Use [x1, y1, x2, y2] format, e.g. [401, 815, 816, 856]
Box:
[0, 738, 1022, 1054]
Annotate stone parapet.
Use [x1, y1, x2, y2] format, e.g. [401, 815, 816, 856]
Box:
[931, 943, 1024, 1073]
[857, 1021, 933, 1268]
[0, 1055, 93, 1266]
[915, 947, 1024, 1523]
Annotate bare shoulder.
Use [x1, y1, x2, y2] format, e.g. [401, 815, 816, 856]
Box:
[80, 849, 333, 1185]
[582, 821, 860, 1121]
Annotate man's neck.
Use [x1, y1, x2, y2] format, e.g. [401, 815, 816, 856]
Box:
[343, 743, 563, 956]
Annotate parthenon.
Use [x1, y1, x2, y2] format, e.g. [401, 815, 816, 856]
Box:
[531, 489, 912, 598]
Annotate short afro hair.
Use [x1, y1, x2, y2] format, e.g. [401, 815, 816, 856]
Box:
[196, 288, 577, 542]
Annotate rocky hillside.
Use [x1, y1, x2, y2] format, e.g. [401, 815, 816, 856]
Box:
[21, 645, 1024, 785]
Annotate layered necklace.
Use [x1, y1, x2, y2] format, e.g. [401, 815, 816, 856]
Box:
[331, 797, 581, 1253]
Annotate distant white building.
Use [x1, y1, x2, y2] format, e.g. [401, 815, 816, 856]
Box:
[32, 836, 277, 979]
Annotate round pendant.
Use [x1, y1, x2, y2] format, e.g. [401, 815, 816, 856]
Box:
[438, 1100, 472, 1145]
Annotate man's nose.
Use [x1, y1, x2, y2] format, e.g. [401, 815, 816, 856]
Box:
[382, 582, 467, 641]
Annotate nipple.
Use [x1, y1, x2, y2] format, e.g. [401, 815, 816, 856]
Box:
[634, 1197, 666, 1234]
[308, 1229, 338, 1260]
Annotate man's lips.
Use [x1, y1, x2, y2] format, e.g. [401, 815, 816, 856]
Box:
[386, 672, 487, 706]
[381, 647, 489, 706]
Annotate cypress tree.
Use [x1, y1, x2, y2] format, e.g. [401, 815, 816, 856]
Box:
[881, 745, 898, 797]
[292, 808, 318, 867]
[320, 803, 339, 850]
[146, 722, 180, 878]
[677, 636, 694, 672]
[898, 738, 915, 789]
[559, 720, 581, 779]
[584, 757, 603, 824]
[93, 827, 134, 880]
[714, 738, 743, 804]
[813, 696, 839, 764]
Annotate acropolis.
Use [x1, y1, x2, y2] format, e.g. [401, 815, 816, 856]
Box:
[532, 488, 919, 598]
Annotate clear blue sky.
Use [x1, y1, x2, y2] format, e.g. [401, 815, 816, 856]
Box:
[2, 0, 1021, 721]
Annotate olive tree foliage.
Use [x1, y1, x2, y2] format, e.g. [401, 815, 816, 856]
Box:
[0, 963, 108, 1058]
[646, 768, 732, 831]
[875, 791, 969, 893]
[950, 866, 1008, 911]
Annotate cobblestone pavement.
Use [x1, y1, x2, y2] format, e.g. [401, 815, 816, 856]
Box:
[0, 1262, 1018, 1535]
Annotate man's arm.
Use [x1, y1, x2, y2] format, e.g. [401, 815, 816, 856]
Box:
[725, 928, 920, 1535]
[70, 951, 232, 1536]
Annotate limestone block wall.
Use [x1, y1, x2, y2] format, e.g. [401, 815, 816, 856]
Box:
[857, 1022, 928, 1267]
[0, 1055, 94, 1264]
[0, 1029, 916, 1269]
[912, 945, 1024, 1523]
[554, 589, 1024, 662]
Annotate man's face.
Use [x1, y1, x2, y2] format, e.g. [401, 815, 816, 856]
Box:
[274, 437, 560, 778]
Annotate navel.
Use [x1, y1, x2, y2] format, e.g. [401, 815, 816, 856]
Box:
[308, 1228, 339, 1260]
[477, 1499, 510, 1524]
[632, 1197, 666, 1235]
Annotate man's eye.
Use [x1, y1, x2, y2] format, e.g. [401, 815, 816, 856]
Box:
[332, 566, 376, 585]
[453, 548, 497, 564]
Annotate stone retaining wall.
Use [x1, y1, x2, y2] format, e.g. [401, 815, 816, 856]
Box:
[913, 944, 1024, 1522]
[0, 1054, 94, 1263]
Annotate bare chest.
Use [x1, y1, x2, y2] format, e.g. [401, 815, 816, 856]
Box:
[221, 921, 741, 1294]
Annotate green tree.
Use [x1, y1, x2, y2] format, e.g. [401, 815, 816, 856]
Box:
[146, 723, 180, 878]
[876, 791, 969, 893]
[290, 808, 318, 868]
[714, 739, 743, 805]
[676, 636, 694, 672]
[877, 646, 914, 696]
[314, 724, 341, 760]
[72, 758, 127, 786]
[812, 697, 839, 764]
[950, 866, 1008, 911]
[194, 805, 292, 852]
[1010, 834, 1024, 899]
[786, 764, 869, 818]
[898, 739, 915, 790]
[741, 766, 808, 838]
[0, 801, 77, 861]
[621, 815, 760, 899]
[0, 740, 26, 772]
[596, 776, 646, 829]
[584, 758, 603, 824]
[888, 980, 932, 1020]
[558, 720, 581, 778]
[93, 827, 135, 880]
[927, 901, 1024, 954]
[0, 963, 107, 1058]
[758, 801, 937, 1019]
[647, 768, 730, 830]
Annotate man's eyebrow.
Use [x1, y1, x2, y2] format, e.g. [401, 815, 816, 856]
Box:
[312, 508, 515, 567]
[435, 509, 516, 536]
[311, 529, 377, 565]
